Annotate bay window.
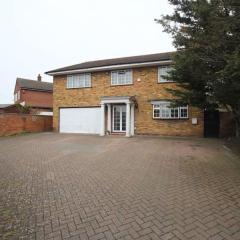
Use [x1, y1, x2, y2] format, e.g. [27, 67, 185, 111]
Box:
[152, 101, 188, 119]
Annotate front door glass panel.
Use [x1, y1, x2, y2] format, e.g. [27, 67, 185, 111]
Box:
[113, 105, 126, 132]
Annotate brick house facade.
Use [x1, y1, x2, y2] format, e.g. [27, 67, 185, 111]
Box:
[46, 52, 204, 137]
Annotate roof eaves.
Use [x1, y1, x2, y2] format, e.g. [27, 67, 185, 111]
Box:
[45, 51, 175, 75]
[46, 60, 173, 76]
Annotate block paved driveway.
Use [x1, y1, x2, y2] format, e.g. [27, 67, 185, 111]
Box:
[0, 133, 240, 240]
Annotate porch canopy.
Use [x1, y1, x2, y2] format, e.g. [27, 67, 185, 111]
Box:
[100, 96, 136, 137]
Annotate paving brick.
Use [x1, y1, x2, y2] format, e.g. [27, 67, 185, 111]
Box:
[0, 133, 239, 240]
[104, 230, 114, 240]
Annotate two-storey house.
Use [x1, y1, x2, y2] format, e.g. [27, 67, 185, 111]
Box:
[46, 52, 203, 137]
[14, 75, 53, 115]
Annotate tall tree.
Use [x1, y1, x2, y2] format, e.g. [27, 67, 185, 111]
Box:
[156, 0, 240, 137]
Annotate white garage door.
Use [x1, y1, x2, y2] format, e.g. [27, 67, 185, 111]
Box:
[60, 107, 101, 134]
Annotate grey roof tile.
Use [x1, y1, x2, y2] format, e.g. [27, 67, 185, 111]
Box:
[17, 78, 53, 91]
[46, 51, 175, 74]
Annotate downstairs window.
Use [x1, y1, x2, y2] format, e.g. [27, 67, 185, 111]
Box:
[152, 101, 188, 119]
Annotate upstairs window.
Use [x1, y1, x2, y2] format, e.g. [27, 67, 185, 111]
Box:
[158, 66, 173, 83]
[111, 70, 133, 86]
[152, 101, 188, 119]
[67, 74, 91, 89]
[14, 91, 20, 102]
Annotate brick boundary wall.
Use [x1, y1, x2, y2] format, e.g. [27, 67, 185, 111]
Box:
[0, 113, 52, 137]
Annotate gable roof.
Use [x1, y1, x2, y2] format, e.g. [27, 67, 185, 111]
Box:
[46, 51, 175, 75]
[17, 78, 53, 92]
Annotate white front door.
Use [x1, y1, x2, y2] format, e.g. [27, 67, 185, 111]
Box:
[112, 105, 126, 132]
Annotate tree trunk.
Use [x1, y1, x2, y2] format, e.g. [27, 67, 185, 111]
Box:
[232, 109, 240, 138]
[236, 118, 240, 138]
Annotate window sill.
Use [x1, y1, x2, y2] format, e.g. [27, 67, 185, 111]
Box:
[110, 83, 134, 87]
[157, 81, 175, 84]
[153, 118, 189, 120]
[66, 87, 92, 90]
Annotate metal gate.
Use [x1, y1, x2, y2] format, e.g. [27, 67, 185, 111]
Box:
[204, 110, 220, 138]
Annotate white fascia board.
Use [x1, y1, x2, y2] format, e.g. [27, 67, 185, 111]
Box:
[101, 99, 131, 104]
[151, 100, 170, 105]
[101, 96, 133, 104]
[47, 60, 173, 76]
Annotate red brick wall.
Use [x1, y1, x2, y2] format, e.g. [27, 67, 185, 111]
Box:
[14, 82, 53, 108]
[20, 89, 53, 108]
[0, 114, 52, 137]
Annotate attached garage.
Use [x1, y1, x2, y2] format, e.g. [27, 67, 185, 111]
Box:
[59, 107, 101, 134]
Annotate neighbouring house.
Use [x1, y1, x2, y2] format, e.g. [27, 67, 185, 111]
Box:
[46, 51, 209, 137]
[14, 75, 53, 115]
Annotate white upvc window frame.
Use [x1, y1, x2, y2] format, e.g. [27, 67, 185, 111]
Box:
[152, 101, 188, 119]
[14, 91, 20, 102]
[179, 106, 189, 118]
[67, 73, 91, 89]
[111, 69, 133, 86]
[158, 65, 174, 83]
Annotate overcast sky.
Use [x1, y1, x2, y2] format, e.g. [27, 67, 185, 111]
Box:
[0, 0, 174, 104]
